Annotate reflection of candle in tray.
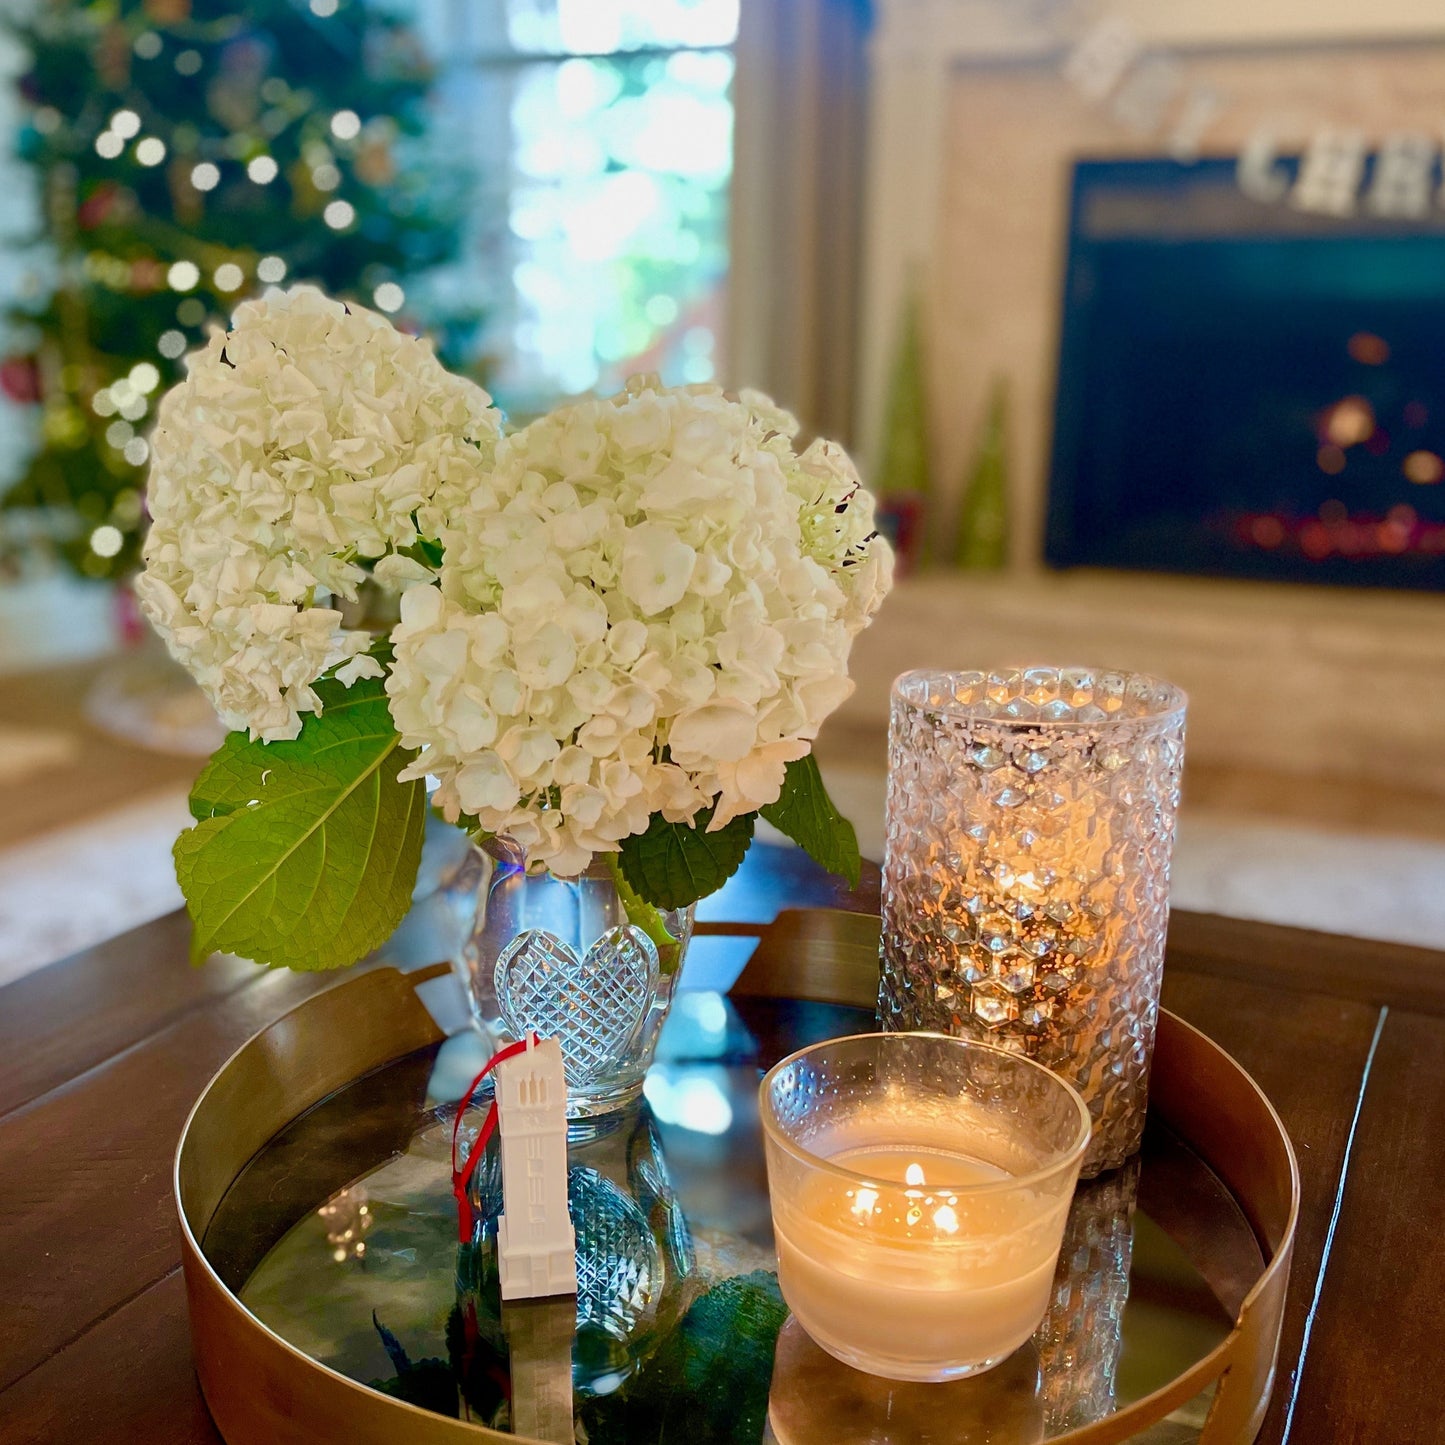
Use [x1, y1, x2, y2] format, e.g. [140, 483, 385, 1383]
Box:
[762, 1034, 1090, 1383]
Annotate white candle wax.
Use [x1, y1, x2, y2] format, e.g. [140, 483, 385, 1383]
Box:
[772, 1138, 1068, 1381]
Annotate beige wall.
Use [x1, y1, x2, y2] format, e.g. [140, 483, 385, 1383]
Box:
[927, 0, 1445, 58]
[925, 42, 1445, 566]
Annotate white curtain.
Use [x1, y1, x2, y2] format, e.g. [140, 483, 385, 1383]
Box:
[728, 0, 873, 445]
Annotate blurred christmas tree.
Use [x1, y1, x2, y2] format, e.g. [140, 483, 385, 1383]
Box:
[953, 376, 1010, 570]
[1, 0, 472, 580]
[871, 276, 932, 572]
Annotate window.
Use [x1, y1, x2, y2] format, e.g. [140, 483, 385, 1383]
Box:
[399, 0, 738, 414]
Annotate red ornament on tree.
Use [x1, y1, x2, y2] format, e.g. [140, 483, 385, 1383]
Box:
[130, 258, 166, 292]
[77, 182, 124, 231]
[0, 356, 41, 404]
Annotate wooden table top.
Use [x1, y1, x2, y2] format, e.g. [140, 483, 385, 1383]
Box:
[1, 842, 1442, 1444]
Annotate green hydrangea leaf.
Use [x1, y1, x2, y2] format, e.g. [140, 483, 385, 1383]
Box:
[187, 685, 385, 821]
[176, 675, 426, 970]
[617, 808, 754, 911]
[759, 753, 861, 888]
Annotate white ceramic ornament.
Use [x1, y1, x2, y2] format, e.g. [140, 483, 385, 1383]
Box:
[495, 1036, 577, 1301]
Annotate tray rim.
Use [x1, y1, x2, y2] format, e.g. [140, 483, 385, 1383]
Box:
[174, 908, 1300, 1445]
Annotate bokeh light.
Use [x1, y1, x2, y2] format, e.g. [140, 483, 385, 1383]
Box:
[1325, 396, 1374, 448]
[89, 525, 123, 558]
[1404, 450, 1444, 485]
[1347, 332, 1390, 365]
[373, 282, 405, 313]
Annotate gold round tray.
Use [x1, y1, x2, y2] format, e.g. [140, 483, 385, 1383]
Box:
[175, 909, 1298, 1445]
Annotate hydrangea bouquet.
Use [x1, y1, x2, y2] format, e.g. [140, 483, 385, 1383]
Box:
[140, 288, 892, 972]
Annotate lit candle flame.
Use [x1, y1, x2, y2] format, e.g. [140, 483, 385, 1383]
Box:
[851, 1186, 879, 1221]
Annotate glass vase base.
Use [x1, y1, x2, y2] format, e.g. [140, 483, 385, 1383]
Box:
[565, 1079, 646, 1127]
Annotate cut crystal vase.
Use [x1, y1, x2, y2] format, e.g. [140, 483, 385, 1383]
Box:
[444, 840, 694, 1119]
[456, 1103, 695, 1425]
[878, 668, 1185, 1175]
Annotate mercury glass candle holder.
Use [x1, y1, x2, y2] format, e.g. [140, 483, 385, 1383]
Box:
[878, 668, 1186, 1176]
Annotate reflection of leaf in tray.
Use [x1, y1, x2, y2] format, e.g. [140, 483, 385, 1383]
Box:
[368, 1311, 459, 1418]
[579, 1270, 788, 1445]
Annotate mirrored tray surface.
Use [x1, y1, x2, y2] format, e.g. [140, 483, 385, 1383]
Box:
[201, 994, 1259, 1444]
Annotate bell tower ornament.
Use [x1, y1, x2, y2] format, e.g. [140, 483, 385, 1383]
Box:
[496, 1036, 578, 1301]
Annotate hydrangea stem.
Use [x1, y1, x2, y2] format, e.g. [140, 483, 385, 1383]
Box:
[604, 854, 681, 974]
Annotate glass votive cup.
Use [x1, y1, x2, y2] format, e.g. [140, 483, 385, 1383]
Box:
[760, 1031, 1090, 1383]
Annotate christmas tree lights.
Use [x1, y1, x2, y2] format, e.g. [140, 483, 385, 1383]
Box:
[2, 0, 469, 579]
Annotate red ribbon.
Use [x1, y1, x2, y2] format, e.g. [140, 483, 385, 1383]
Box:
[450, 1033, 539, 1243]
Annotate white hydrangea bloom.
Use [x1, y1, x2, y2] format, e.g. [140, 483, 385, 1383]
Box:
[387, 376, 893, 875]
[137, 286, 501, 740]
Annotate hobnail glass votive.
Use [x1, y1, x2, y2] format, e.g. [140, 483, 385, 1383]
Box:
[760, 1031, 1090, 1382]
[878, 667, 1186, 1176]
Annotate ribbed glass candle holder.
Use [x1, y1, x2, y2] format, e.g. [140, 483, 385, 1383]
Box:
[878, 668, 1186, 1176]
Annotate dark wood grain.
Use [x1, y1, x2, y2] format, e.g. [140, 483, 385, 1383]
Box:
[1167, 909, 1445, 1018]
[0, 913, 262, 1118]
[0, 965, 350, 1391]
[0, 1270, 220, 1445]
[1159, 973, 1384, 1445]
[1280, 1006, 1445, 1445]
